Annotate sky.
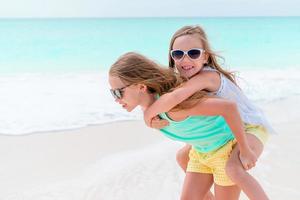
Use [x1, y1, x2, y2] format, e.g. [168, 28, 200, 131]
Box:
[0, 0, 299, 18]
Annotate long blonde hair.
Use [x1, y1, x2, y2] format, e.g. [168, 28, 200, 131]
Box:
[169, 25, 236, 84]
[109, 52, 207, 111]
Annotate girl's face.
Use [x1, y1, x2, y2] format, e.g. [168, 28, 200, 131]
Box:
[172, 34, 207, 78]
[109, 75, 141, 112]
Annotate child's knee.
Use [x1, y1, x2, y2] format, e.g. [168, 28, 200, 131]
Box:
[225, 161, 246, 182]
[176, 149, 185, 164]
[176, 146, 190, 167]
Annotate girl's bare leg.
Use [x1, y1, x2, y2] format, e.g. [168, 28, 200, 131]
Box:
[225, 134, 269, 200]
[214, 184, 240, 200]
[177, 144, 215, 200]
[181, 172, 214, 200]
[176, 144, 191, 171]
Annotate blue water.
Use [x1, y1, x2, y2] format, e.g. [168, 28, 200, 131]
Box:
[0, 17, 299, 135]
[1, 17, 299, 73]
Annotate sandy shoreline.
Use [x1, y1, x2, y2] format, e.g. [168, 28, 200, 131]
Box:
[1, 96, 299, 199]
[0, 120, 166, 197]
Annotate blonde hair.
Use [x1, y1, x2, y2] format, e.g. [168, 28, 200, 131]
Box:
[169, 25, 236, 84]
[109, 52, 207, 111]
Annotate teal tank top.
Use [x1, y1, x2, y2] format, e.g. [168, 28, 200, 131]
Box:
[159, 112, 235, 153]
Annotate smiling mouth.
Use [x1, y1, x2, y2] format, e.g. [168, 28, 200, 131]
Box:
[182, 65, 195, 70]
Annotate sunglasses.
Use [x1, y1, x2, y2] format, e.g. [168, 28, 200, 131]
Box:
[110, 84, 131, 100]
[170, 48, 205, 61]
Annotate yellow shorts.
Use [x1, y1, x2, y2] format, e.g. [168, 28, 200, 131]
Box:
[186, 124, 269, 186]
[244, 123, 269, 145]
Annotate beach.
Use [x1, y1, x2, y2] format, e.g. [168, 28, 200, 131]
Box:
[1, 96, 299, 200]
[1, 17, 299, 199]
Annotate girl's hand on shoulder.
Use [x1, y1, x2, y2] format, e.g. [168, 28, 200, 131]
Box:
[144, 109, 154, 127]
[239, 148, 258, 170]
[150, 116, 169, 129]
[143, 107, 169, 129]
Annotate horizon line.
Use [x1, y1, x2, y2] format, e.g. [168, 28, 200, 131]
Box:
[0, 15, 299, 20]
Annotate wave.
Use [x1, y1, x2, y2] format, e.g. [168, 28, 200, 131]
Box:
[0, 67, 299, 135]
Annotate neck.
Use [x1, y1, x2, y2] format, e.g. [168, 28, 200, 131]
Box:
[140, 93, 156, 111]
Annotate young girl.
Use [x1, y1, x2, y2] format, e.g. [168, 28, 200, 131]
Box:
[109, 52, 269, 200]
[143, 25, 272, 199]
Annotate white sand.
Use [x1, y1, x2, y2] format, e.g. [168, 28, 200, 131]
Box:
[1, 97, 300, 200]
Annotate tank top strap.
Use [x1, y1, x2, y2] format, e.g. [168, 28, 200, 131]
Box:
[201, 66, 225, 96]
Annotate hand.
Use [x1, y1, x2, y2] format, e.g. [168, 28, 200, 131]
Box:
[143, 109, 153, 127]
[150, 116, 169, 129]
[239, 148, 258, 170]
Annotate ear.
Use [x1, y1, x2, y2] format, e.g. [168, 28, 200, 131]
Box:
[137, 83, 148, 92]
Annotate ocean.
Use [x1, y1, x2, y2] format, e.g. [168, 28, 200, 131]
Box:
[1, 17, 299, 135]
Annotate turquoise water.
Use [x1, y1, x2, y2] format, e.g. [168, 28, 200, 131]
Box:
[1, 17, 300, 135]
[0, 17, 299, 73]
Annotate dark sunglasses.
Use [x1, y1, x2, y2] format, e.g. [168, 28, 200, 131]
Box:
[170, 48, 205, 61]
[110, 84, 131, 100]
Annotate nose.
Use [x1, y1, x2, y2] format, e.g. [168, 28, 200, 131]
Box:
[115, 98, 123, 104]
[180, 54, 192, 64]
